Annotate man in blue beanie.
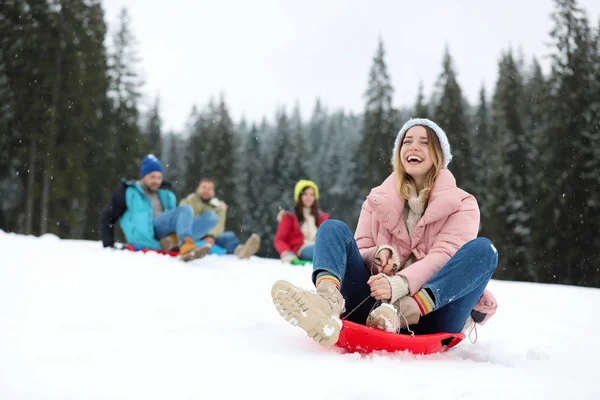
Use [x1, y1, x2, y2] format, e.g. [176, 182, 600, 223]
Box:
[99, 154, 219, 261]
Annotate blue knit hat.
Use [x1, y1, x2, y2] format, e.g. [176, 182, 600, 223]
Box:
[393, 118, 452, 168]
[140, 154, 164, 178]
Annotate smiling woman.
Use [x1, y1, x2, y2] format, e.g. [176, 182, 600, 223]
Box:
[270, 118, 499, 348]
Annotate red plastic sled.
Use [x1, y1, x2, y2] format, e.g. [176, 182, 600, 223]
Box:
[335, 320, 464, 355]
[122, 244, 180, 257]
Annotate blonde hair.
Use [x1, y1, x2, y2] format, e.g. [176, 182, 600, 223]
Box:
[392, 125, 444, 205]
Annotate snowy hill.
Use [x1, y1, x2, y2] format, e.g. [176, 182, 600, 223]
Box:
[1, 231, 599, 399]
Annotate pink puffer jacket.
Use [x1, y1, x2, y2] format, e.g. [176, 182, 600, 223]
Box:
[354, 169, 497, 324]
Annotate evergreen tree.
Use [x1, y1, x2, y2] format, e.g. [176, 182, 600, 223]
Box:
[144, 95, 163, 159]
[184, 105, 208, 193]
[238, 124, 266, 246]
[360, 38, 396, 194]
[183, 97, 239, 230]
[471, 85, 491, 219]
[290, 104, 308, 181]
[0, 61, 22, 231]
[319, 112, 343, 212]
[522, 59, 549, 281]
[1, 0, 112, 238]
[252, 120, 280, 257]
[209, 96, 239, 233]
[531, 0, 600, 286]
[1, 0, 54, 235]
[320, 111, 362, 226]
[82, 0, 114, 239]
[269, 107, 297, 209]
[307, 98, 327, 177]
[48, 0, 112, 238]
[414, 81, 430, 118]
[163, 132, 186, 199]
[485, 50, 532, 282]
[523, 59, 548, 163]
[433, 47, 474, 193]
[108, 7, 144, 181]
[0, 5, 21, 232]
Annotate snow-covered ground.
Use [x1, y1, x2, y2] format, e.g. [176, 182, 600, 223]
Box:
[1, 231, 599, 399]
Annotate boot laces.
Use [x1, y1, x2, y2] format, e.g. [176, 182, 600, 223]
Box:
[318, 289, 344, 313]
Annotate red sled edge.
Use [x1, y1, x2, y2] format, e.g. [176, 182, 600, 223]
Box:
[335, 320, 465, 355]
[123, 244, 180, 257]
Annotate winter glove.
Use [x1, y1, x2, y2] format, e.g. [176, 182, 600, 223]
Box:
[209, 197, 226, 209]
[280, 251, 295, 263]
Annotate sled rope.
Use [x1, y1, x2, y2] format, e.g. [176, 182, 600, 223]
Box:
[342, 294, 379, 319]
[342, 291, 415, 336]
[342, 260, 416, 335]
[467, 322, 478, 344]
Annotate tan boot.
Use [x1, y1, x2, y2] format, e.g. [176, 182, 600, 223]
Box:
[395, 296, 422, 327]
[159, 233, 178, 251]
[179, 237, 211, 262]
[271, 279, 344, 346]
[367, 296, 422, 333]
[234, 233, 261, 259]
[367, 303, 401, 333]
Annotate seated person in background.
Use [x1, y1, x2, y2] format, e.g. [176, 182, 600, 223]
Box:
[274, 180, 330, 263]
[99, 154, 217, 261]
[180, 177, 260, 259]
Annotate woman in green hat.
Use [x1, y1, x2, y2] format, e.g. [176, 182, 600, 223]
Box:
[274, 180, 330, 263]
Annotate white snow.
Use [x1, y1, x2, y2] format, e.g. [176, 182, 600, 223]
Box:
[322, 324, 335, 337]
[1, 231, 599, 399]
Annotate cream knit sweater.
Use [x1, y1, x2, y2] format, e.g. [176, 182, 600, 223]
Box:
[375, 187, 426, 304]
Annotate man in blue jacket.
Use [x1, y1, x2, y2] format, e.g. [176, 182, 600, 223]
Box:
[99, 154, 218, 261]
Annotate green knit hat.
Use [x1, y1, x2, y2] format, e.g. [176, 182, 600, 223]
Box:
[294, 180, 319, 202]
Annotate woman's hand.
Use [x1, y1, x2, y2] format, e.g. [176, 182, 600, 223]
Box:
[280, 251, 295, 263]
[373, 249, 395, 275]
[368, 274, 392, 301]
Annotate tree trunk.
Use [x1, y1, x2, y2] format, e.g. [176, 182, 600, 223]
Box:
[40, 9, 63, 235]
[25, 139, 36, 235]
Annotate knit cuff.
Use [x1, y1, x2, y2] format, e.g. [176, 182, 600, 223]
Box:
[382, 275, 410, 304]
[373, 245, 401, 270]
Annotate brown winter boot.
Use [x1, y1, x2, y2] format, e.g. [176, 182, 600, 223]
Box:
[234, 233, 261, 259]
[160, 233, 178, 251]
[179, 237, 211, 262]
[271, 279, 344, 346]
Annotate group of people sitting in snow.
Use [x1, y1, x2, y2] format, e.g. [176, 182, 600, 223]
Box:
[99, 157, 261, 262]
[99, 117, 499, 343]
[98, 153, 324, 263]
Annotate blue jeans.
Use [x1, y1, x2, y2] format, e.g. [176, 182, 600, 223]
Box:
[153, 205, 218, 246]
[311, 220, 498, 334]
[215, 231, 241, 254]
[298, 245, 314, 261]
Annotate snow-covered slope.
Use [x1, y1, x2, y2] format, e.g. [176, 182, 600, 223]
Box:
[1, 231, 599, 399]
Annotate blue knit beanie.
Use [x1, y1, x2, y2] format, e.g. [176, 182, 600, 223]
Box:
[393, 118, 453, 168]
[140, 154, 164, 178]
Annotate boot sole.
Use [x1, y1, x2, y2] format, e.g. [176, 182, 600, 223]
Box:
[180, 244, 211, 262]
[271, 280, 341, 347]
[237, 234, 261, 259]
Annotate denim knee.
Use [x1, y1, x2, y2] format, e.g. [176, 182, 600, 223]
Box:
[319, 219, 351, 234]
[219, 231, 237, 239]
[178, 204, 194, 218]
[203, 210, 219, 225]
[466, 237, 498, 272]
